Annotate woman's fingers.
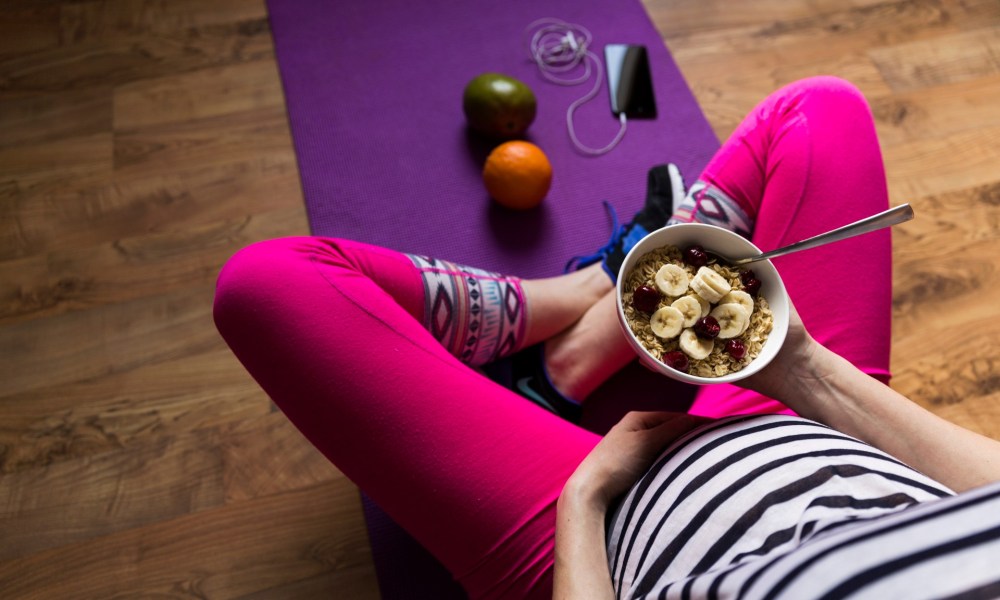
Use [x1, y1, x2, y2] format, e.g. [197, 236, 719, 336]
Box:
[617, 410, 688, 431]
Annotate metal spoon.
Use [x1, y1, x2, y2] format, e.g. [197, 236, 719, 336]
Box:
[719, 203, 915, 266]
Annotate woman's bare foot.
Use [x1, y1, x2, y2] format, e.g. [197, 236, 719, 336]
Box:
[544, 290, 635, 401]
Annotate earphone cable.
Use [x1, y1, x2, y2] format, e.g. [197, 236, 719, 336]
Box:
[524, 18, 627, 156]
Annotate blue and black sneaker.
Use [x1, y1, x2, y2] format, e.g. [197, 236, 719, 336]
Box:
[565, 163, 686, 282]
[510, 344, 582, 423]
[483, 344, 582, 423]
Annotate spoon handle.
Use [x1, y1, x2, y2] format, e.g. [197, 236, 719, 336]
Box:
[734, 203, 915, 265]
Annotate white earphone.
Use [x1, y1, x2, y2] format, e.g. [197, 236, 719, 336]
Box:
[525, 18, 627, 156]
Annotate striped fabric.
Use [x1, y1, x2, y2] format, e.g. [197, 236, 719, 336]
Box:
[607, 415, 1000, 599]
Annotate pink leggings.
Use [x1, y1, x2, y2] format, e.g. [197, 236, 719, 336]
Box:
[213, 77, 892, 599]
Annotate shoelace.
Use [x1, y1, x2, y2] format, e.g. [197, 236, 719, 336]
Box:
[564, 201, 623, 272]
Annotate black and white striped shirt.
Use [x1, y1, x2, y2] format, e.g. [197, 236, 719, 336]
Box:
[607, 415, 1000, 599]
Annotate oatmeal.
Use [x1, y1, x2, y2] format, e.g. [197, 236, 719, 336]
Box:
[622, 244, 773, 377]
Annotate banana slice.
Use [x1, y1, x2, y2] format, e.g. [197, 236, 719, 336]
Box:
[719, 290, 754, 316]
[654, 264, 690, 297]
[719, 290, 754, 334]
[695, 294, 711, 317]
[671, 296, 702, 328]
[649, 306, 685, 339]
[678, 328, 713, 360]
[690, 266, 732, 303]
[710, 303, 750, 339]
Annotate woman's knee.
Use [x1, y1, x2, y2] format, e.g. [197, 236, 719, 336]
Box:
[214, 235, 362, 294]
[795, 75, 864, 97]
[782, 75, 872, 119]
[213, 236, 422, 339]
[213, 237, 331, 335]
[217, 235, 304, 295]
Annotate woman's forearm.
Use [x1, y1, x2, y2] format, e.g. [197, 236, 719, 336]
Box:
[554, 482, 616, 600]
[770, 342, 1000, 493]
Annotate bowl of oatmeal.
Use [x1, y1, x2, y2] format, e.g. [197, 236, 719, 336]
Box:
[616, 223, 789, 384]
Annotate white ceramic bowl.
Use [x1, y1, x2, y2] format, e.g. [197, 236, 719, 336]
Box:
[615, 223, 789, 385]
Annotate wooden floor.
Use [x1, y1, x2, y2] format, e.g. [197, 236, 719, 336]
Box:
[1, 0, 998, 597]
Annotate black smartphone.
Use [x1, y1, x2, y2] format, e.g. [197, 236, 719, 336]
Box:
[604, 44, 657, 118]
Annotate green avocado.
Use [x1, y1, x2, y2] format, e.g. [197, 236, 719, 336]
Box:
[462, 73, 537, 139]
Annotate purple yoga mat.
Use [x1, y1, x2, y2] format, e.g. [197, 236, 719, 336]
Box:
[265, 0, 720, 596]
[267, 0, 718, 278]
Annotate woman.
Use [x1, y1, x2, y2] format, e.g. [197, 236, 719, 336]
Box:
[214, 77, 1000, 599]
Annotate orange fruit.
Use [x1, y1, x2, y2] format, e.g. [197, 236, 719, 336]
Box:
[482, 141, 552, 210]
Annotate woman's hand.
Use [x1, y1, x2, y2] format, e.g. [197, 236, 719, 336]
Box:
[563, 411, 710, 510]
[740, 300, 822, 401]
[554, 411, 710, 600]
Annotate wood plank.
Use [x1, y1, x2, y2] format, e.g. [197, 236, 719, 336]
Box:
[665, 33, 893, 139]
[909, 385, 1000, 439]
[113, 106, 294, 177]
[646, 0, 896, 37]
[0, 86, 111, 148]
[0, 480, 379, 599]
[0, 427, 225, 561]
[0, 132, 111, 182]
[870, 73, 1000, 145]
[870, 25, 1000, 92]
[661, 0, 961, 57]
[221, 412, 341, 504]
[0, 347, 270, 475]
[0, 17, 273, 95]
[0, 6, 61, 58]
[651, 0, 1000, 40]
[58, 0, 268, 44]
[892, 182, 1000, 257]
[681, 56, 890, 141]
[883, 121, 1000, 202]
[0, 409, 346, 562]
[0, 283, 224, 398]
[113, 59, 286, 130]
[659, 0, 1000, 138]
[237, 570, 381, 600]
[892, 333, 1000, 437]
[0, 204, 306, 324]
[889, 182, 1000, 436]
[0, 153, 303, 261]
